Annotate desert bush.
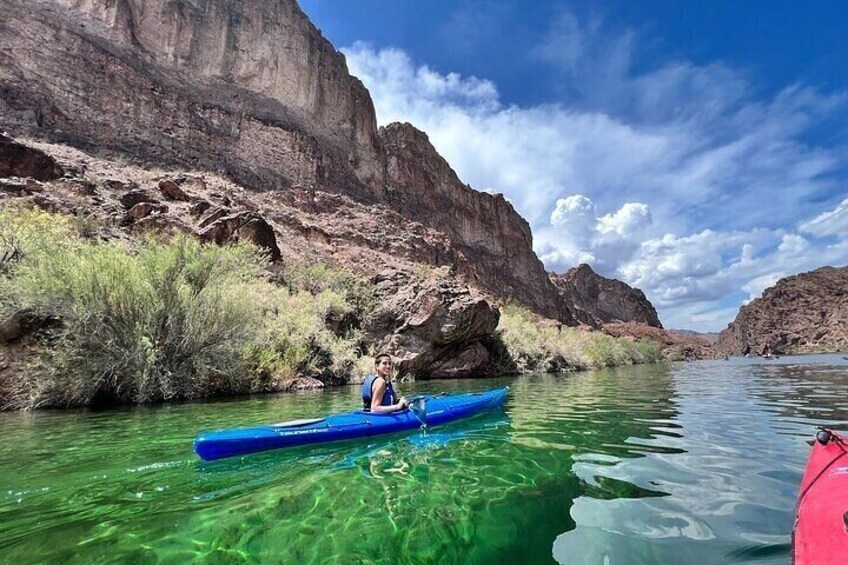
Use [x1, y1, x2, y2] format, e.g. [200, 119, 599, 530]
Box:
[0, 206, 365, 409]
[495, 301, 663, 373]
[247, 287, 363, 388]
[4, 230, 266, 407]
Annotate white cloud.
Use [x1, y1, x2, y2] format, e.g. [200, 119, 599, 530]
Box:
[540, 195, 652, 275]
[597, 203, 652, 237]
[777, 234, 809, 255]
[342, 13, 848, 331]
[799, 197, 848, 237]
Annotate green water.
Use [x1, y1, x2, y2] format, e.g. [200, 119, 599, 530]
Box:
[2, 355, 848, 564]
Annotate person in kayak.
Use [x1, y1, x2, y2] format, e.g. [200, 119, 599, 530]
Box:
[362, 353, 408, 413]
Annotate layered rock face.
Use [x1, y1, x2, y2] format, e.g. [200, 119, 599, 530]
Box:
[551, 264, 662, 328]
[0, 0, 382, 198]
[716, 266, 848, 355]
[0, 136, 500, 382]
[380, 123, 567, 321]
[0, 0, 568, 324]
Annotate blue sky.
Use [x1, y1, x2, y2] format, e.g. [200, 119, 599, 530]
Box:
[300, 0, 848, 332]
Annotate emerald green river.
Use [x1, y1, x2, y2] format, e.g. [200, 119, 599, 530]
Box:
[2, 355, 847, 564]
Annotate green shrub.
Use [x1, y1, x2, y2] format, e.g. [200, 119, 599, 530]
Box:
[495, 301, 664, 373]
[247, 287, 363, 388]
[4, 231, 266, 407]
[0, 206, 366, 409]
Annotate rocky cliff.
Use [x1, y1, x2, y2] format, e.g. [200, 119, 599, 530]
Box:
[716, 266, 848, 355]
[550, 264, 662, 328]
[0, 0, 569, 322]
[0, 0, 383, 196]
[380, 123, 567, 320]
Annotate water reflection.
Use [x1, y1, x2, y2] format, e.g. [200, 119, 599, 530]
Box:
[554, 355, 848, 565]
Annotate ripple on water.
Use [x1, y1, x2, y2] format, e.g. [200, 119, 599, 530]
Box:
[0, 358, 847, 563]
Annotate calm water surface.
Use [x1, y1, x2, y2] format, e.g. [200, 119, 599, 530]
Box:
[2, 355, 848, 564]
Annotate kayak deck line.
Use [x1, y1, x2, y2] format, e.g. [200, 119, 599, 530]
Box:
[271, 418, 325, 428]
[193, 386, 509, 461]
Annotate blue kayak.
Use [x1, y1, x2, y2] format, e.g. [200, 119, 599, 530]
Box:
[194, 386, 509, 461]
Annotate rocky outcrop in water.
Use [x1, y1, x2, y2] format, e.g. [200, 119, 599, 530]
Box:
[716, 266, 848, 355]
[365, 268, 499, 379]
[551, 264, 662, 328]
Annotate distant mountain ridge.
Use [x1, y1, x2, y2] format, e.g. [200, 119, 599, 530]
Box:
[716, 266, 848, 355]
[668, 330, 719, 345]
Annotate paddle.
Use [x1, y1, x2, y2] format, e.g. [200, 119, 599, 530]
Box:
[405, 392, 447, 428]
[408, 397, 427, 427]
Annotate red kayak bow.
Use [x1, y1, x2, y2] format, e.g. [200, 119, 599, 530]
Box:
[793, 429, 848, 564]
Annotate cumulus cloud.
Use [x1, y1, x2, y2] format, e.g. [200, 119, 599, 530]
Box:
[342, 12, 848, 331]
[539, 195, 652, 274]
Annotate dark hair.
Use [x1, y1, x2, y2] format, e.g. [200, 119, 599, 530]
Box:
[374, 353, 392, 366]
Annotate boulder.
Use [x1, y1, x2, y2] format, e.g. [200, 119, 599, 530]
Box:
[365, 268, 499, 379]
[189, 199, 213, 217]
[158, 178, 190, 201]
[287, 376, 324, 391]
[127, 202, 168, 222]
[428, 341, 490, 379]
[0, 309, 60, 344]
[0, 133, 63, 181]
[197, 211, 282, 261]
[119, 189, 157, 209]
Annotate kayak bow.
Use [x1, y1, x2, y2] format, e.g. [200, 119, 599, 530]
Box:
[793, 428, 848, 564]
[194, 386, 509, 461]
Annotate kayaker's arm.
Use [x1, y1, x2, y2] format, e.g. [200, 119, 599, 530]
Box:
[370, 379, 408, 413]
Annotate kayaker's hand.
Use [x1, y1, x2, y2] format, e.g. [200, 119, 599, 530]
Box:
[398, 397, 408, 409]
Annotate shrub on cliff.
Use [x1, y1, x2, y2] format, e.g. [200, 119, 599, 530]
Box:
[495, 302, 663, 373]
[0, 206, 363, 409]
[247, 287, 363, 388]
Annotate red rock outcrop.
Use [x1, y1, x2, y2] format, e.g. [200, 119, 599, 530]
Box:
[551, 264, 662, 328]
[716, 266, 848, 355]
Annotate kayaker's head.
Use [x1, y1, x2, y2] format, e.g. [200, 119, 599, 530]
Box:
[374, 353, 393, 379]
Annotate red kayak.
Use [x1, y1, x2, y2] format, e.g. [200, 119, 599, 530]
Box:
[793, 429, 848, 564]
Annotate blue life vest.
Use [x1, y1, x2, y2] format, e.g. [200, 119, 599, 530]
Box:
[361, 374, 396, 411]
